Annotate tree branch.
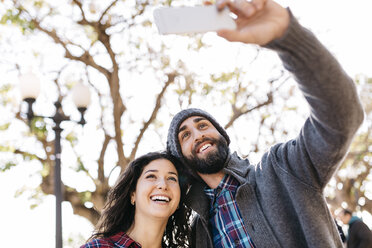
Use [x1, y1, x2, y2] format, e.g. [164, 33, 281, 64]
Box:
[29, 18, 110, 79]
[98, 0, 119, 24]
[14, 149, 46, 164]
[129, 72, 176, 161]
[72, 0, 87, 22]
[225, 92, 273, 129]
[98, 134, 112, 183]
[64, 187, 100, 225]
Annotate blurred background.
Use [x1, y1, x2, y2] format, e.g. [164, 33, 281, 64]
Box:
[0, 0, 371, 247]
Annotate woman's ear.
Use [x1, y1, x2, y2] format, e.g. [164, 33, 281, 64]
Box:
[130, 192, 135, 205]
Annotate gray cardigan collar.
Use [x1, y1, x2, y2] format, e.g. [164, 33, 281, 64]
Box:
[185, 152, 253, 220]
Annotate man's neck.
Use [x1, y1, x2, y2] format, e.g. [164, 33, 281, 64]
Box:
[198, 171, 225, 189]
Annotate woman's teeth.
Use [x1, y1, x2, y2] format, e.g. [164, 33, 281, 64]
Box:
[150, 196, 170, 202]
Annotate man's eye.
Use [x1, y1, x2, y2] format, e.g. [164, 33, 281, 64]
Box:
[199, 123, 207, 129]
[181, 132, 189, 140]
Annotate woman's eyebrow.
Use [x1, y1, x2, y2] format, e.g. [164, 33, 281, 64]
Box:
[144, 169, 178, 176]
[144, 169, 158, 174]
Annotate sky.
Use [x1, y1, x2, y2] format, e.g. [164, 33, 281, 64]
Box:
[1, 0, 372, 247]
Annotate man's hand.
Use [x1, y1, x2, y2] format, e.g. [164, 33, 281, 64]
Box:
[216, 0, 289, 45]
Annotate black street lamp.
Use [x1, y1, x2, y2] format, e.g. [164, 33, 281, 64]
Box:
[19, 72, 91, 248]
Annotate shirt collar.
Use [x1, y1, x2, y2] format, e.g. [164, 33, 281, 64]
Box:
[110, 232, 141, 247]
[204, 174, 239, 201]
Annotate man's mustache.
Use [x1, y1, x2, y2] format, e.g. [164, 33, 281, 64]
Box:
[192, 137, 216, 155]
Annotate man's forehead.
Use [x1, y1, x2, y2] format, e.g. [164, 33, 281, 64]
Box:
[178, 116, 208, 133]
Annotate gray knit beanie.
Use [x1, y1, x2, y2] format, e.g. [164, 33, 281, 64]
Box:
[166, 108, 230, 160]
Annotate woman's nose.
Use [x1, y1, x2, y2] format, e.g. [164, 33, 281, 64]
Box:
[157, 178, 168, 190]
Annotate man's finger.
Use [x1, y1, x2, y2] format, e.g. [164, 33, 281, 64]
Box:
[217, 29, 249, 43]
[236, 0, 257, 17]
[216, 0, 230, 10]
[251, 0, 267, 10]
[221, 0, 262, 18]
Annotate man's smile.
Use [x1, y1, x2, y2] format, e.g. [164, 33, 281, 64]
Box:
[194, 138, 215, 155]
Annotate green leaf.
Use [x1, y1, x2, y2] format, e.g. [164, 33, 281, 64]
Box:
[0, 145, 15, 152]
[0, 83, 12, 93]
[0, 162, 17, 172]
[66, 131, 77, 146]
[76, 157, 88, 173]
[0, 123, 11, 131]
[211, 72, 236, 83]
[31, 117, 48, 139]
[79, 191, 92, 204]
[30, 204, 38, 210]
[0, 8, 36, 33]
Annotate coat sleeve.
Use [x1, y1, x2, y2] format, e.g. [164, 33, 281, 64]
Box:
[264, 10, 364, 189]
[352, 221, 372, 248]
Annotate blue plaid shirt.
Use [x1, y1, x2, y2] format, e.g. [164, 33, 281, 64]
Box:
[204, 174, 256, 248]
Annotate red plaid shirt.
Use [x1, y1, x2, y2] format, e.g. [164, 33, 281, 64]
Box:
[80, 232, 141, 248]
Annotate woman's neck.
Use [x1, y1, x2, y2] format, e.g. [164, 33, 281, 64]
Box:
[127, 215, 167, 248]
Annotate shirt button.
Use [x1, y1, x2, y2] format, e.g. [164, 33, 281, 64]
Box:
[234, 239, 240, 246]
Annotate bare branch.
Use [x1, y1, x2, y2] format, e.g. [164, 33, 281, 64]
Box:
[85, 67, 108, 133]
[98, 0, 119, 24]
[28, 17, 110, 78]
[129, 72, 176, 161]
[64, 187, 101, 224]
[98, 134, 112, 183]
[224, 74, 290, 129]
[14, 149, 46, 164]
[72, 0, 88, 24]
[225, 92, 273, 129]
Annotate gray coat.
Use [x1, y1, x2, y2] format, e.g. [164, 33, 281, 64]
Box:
[186, 11, 364, 248]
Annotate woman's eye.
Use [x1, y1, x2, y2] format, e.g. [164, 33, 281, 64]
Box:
[168, 176, 178, 182]
[145, 174, 156, 179]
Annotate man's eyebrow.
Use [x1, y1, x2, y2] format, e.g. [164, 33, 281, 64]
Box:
[178, 125, 187, 134]
[193, 117, 207, 123]
[178, 117, 207, 134]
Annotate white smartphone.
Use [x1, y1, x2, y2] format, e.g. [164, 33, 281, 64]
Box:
[153, 5, 236, 35]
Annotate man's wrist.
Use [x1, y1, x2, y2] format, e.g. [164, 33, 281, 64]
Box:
[274, 8, 290, 41]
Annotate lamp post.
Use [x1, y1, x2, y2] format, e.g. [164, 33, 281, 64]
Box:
[19, 72, 91, 248]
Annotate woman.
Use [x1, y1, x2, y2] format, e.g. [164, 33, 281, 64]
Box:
[81, 151, 192, 248]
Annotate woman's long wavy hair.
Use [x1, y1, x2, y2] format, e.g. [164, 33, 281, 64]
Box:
[90, 151, 192, 247]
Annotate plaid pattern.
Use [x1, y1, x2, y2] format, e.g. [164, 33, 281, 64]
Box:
[80, 232, 141, 248]
[205, 174, 256, 248]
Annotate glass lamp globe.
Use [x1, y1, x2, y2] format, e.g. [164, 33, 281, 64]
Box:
[72, 82, 91, 109]
[19, 72, 41, 100]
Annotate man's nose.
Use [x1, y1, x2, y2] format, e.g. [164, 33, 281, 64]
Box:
[193, 129, 204, 142]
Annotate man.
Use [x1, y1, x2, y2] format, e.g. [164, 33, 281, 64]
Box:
[166, 0, 364, 247]
[340, 209, 372, 248]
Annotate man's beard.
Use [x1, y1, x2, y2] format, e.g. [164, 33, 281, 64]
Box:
[184, 135, 229, 175]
